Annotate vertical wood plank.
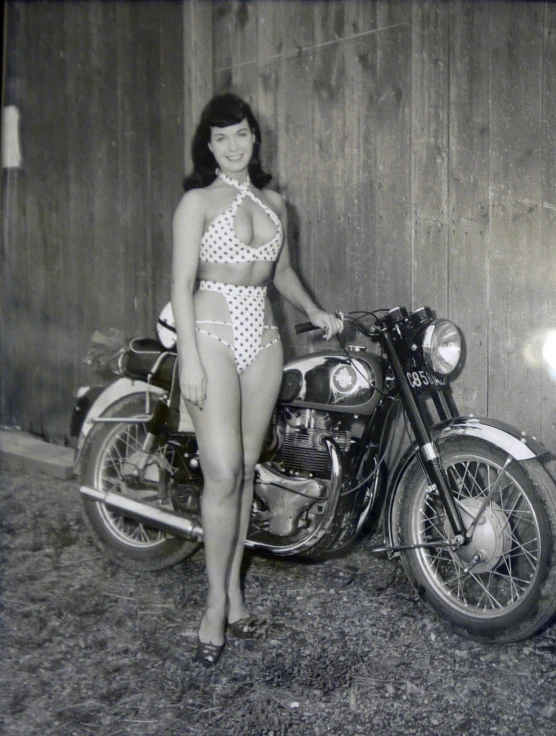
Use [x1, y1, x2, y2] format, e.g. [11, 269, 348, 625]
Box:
[541, 2, 556, 450]
[212, 0, 233, 73]
[282, 0, 313, 55]
[65, 0, 98, 395]
[375, 9, 412, 309]
[157, 3, 186, 312]
[280, 49, 315, 358]
[312, 0, 345, 45]
[488, 1, 544, 436]
[344, 0, 377, 37]
[343, 32, 378, 312]
[257, 58, 285, 191]
[411, 0, 449, 314]
[312, 40, 346, 323]
[232, 0, 258, 66]
[22, 0, 69, 437]
[90, 1, 126, 329]
[184, 0, 213, 170]
[257, 0, 286, 61]
[256, 0, 285, 187]
[447, 0, 490, 415]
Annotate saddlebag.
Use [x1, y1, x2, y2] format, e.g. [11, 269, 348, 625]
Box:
[119, 337, 177, 391]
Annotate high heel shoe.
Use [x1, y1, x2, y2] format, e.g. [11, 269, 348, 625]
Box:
[193, 637, 224, 667]
[227, 616, 287, 640]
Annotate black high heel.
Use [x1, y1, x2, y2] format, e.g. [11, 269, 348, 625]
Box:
[193, 637, 224, 667]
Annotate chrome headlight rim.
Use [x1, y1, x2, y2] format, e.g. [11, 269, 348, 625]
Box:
[422, 319, 462, 376]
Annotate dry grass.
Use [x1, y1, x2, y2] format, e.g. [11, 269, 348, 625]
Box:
[2, 464, 556, 735]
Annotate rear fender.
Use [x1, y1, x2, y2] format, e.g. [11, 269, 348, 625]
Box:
[73, 378, 161, 472]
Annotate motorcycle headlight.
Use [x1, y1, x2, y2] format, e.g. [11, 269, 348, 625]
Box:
[422, 320, 461, 375]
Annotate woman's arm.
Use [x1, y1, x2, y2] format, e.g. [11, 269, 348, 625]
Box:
[171, 189, 207, 408]
[271, 195, 343, 340]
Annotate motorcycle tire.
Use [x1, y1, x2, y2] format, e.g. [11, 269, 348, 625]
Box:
[81, 393, 201, 571]
[397, 436, 556, 643]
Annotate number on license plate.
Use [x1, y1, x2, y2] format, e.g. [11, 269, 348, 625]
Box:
[406, 369, 446, 389]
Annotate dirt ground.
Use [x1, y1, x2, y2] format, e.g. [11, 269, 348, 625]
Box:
[1, 463, 556, 736]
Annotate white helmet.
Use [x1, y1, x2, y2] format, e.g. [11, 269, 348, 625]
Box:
[156, 302, 177, 349]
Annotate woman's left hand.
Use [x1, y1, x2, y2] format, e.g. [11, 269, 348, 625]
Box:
[308, 309, 344, 341]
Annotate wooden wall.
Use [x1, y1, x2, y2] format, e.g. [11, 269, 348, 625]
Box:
[1, 0, 184, 441]
[204, 0, 556, 449]
[2, 0, 556, 452]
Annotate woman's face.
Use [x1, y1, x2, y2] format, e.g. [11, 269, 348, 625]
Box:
[208, 118, 255, 178]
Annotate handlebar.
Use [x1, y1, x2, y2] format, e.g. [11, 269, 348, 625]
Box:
[295, 322, 321, 334]
[295, 311, 381, 340]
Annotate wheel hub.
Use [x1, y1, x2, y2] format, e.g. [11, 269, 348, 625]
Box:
[445, 498, 512, 573]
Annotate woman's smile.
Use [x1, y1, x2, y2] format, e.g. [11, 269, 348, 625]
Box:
[208, 119, 255, 176]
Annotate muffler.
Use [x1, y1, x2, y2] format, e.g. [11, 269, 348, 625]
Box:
[79, 485, 204, 541]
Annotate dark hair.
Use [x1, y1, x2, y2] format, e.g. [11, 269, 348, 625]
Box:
[183, 93, 272, 192]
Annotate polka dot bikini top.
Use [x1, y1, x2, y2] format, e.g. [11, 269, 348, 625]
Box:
[200, 172, 283, 263]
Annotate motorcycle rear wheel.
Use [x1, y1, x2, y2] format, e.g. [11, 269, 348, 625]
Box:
[398, 436, 556, 643]
[81, 393, 201, 571]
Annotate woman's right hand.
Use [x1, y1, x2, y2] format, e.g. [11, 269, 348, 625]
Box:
[179, 358, 207, 410]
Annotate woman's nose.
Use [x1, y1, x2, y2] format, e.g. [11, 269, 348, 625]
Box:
[228, 136, 239, 152]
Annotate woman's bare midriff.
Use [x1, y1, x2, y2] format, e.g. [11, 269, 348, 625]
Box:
[197, 260, 274, 287]
[194, 261, 277, 333]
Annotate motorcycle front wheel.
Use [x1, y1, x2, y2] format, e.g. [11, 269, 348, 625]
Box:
[397, 436, 556, 643]
[81, 393, 201, 571]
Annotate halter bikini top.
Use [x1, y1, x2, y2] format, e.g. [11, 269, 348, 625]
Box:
[199, 171, 283, 264]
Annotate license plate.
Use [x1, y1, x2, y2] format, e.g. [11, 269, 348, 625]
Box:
[405, 369, 447, 391]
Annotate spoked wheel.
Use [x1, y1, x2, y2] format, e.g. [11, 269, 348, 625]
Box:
[81, 393, 202, 571]
[398, 437, 556, 643]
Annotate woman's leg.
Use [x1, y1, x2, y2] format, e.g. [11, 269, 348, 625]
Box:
[185, 334, 244, 646]
[226, 338, 284, 623]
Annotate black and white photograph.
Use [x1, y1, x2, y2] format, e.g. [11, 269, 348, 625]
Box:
[2, 1, 556, 734]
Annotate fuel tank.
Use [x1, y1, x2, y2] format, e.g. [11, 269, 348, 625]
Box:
[278, 349, 384, 414]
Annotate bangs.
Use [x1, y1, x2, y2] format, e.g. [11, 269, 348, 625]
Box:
[203, 94, 250, 130]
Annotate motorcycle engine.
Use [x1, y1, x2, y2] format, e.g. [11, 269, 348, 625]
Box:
[272, 407, 351, 475]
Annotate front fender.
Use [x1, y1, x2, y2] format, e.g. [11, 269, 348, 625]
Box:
[382, 415, 549, 554]
[432, 416, 548, 461]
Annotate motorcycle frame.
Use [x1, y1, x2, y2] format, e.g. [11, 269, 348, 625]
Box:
[73, 315, 550, 558]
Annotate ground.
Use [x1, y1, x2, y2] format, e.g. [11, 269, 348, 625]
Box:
[1, 464, 556, 736]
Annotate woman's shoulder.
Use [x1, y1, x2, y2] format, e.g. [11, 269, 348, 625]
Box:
[176, 186, 211, 212]
[173, 188, 211, 228]
[261, 188, 285, 213]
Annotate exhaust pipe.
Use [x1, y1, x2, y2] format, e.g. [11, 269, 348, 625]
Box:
[79, 485, 204, 541]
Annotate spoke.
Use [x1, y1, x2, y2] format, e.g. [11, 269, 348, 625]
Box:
[416, 453, 542, 614]
[95, 422, 170, 549]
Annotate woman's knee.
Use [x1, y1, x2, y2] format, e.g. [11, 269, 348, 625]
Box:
[201, 460, 243, 497]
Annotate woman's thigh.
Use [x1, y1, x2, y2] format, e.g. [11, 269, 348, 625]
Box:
[239, 340, 284, 468]
[185, 333, 243, 482]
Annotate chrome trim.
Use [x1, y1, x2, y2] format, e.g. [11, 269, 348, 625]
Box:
[420, 442, 439, 462]
[245, 436, 343, 555]
[79, 484, 203, 541]
[433, 416, 547, 461]
[91, 415, 152, 424]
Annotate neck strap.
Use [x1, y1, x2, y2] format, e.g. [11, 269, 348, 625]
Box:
[218, 170, 250, 192]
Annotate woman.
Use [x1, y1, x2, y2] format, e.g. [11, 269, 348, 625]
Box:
[171, 93, 343, 666]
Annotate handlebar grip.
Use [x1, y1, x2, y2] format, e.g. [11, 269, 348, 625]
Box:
[295, 321, 320, 334]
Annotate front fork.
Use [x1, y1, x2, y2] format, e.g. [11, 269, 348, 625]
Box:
[383, 331, 467, 542]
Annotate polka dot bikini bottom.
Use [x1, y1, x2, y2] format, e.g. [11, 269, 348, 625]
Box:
[196, 280, 280, 374]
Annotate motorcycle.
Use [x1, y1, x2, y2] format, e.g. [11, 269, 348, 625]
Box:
[71, 303, 556, 644]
